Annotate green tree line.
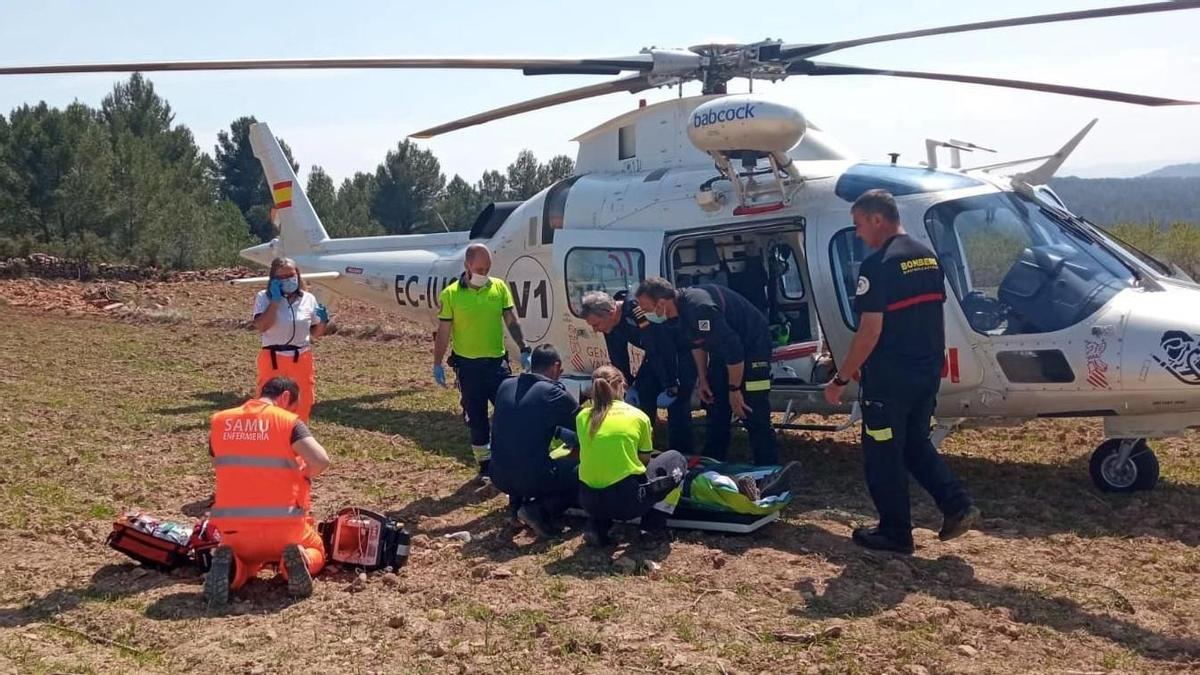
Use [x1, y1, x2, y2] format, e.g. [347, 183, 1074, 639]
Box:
[0, 74, 573, 269]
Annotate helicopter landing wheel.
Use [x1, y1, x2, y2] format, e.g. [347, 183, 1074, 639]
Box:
[1089, 438, 1159, 493]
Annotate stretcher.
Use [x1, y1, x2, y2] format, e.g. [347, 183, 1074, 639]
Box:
[563, 459, 793, 534]
[564, 506, 779, 533]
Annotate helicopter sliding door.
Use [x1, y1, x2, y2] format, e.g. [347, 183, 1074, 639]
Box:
[551, 229, 664, 377]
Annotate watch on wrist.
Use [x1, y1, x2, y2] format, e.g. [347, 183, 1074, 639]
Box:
[728, 383, 744, 392]
[832, 374, 851, 386]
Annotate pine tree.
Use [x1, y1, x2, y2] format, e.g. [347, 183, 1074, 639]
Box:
[371, 140, 445, 235]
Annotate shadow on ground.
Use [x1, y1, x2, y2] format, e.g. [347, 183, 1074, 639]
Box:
[0, 564, 186, 629]
[314, 391, 475, 467]
[736, 519, 1200, 663]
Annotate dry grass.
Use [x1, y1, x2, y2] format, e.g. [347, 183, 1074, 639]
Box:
[1, 280, 1199, 674]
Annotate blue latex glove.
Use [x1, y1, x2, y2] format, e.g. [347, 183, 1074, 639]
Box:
[267, 278, 284, 301]
[315, 304, 330, 324]
[433, 364, 447, 386]
[623, 388, 640, 406]
[656, 390, 677, 408]
[520, 348, 532, 372]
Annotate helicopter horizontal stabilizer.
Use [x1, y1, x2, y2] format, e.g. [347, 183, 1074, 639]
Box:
[966, 119, 1097, 184]
[1012, 118, 1098, 186]
[249, 123, 330, 256]
[228, 271, 342, 286]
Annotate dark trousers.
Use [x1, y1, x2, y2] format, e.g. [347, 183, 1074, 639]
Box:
[861, 375, 972, 540]
[579, 450, 687, 532]
[451, 354, 511, 449]
[633, 360, 697, 455]
[704, 356, 777, 465]
[493, 459, 579, 519]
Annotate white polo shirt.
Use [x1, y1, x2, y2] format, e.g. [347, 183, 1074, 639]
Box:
[253, 290, 320, 349]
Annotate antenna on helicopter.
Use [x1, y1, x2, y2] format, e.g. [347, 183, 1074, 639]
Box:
[434, 211, 451, 233]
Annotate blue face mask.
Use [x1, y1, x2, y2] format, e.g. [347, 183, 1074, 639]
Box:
[644, 311, 667, 324]
[280, 277, 299, 295]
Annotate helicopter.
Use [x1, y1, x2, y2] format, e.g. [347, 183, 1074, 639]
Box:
[4, 1, 1200, 493]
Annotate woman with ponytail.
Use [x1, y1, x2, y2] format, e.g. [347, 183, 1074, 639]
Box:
[251, 257, 328, 422]
[576, 365, 688, 547]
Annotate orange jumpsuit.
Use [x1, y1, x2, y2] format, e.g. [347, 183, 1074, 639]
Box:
[209, 399, 325, 590]
[256, 348, 315, 423]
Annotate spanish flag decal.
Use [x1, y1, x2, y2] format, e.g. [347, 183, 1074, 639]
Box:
[271, 180, 293, 209]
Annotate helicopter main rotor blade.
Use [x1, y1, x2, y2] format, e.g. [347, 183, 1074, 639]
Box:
[409, 74, 656, 139]
[780, 1, 1200, 60]
[0, 55, 655, 76]
[789, 61, 1197, 106]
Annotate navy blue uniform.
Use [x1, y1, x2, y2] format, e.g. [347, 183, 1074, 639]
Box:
[676, 284, 777, 465]
[489, 373, 580, 517]
[604, 297, 696, 454]
[854, 234, 971, 540]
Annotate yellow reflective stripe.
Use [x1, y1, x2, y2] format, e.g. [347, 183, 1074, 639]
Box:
[652, 487, 683, 515]
[213, 456, 298, 469]
[744, 379, 771, 392]
[211, 506, 304, 519]
[663, 486, 682, 507]
[865, 426, 894, 442]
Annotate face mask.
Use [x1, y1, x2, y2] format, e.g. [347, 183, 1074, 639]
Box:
[280, 277, 299, 294]
[468, 273, 489, 288]
[644, 311, 667, 324]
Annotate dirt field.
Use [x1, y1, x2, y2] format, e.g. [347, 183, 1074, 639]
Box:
[1, 278, 1198, 674]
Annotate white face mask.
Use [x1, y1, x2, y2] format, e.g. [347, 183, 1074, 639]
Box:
[468, 273, 489, 288]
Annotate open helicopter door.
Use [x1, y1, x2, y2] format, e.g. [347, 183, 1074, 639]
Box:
[805, 203, 984, 413]
[551, 229, 664, 393]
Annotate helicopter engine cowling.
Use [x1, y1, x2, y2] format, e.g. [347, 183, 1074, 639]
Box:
[686, 95, 806, 160]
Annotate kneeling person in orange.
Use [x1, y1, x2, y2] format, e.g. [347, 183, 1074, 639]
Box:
[205, 376, 331, 606]
[252, 257, 328, 423]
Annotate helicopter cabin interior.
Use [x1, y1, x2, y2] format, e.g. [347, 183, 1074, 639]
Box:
[664, 223, 833, 387]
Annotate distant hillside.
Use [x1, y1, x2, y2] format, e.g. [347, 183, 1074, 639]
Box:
[1048, 176, 1200, 226]
[1142, 163, 1200, 178]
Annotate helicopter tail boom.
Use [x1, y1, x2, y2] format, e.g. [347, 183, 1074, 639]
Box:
[249, 122, 329, 257]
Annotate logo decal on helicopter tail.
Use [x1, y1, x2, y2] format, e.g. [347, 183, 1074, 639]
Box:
[271, 180, 293, 209]
[1154, 330, 1200, 385]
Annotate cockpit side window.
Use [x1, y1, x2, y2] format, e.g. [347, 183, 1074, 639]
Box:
[925, 193, 1134, 335]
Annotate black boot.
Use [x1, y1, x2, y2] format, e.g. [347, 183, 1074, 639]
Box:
[204, 546, 234, 607]
[582, 518, 611, 547]
[851, 526, 914, 554]
[517, 503, 557, 539]
[939, 505, 981, 541]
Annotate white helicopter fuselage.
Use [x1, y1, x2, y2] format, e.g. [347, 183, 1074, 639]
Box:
[241, 94, 1200, 451]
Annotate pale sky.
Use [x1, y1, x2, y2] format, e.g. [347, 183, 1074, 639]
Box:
[1, 0, 1197, 183]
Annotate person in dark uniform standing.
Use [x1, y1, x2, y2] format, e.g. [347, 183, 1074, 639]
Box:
[433, 243, 532, 482]
[825, 189, 979, 554]
[579, 290, 695, 455]
[634, 277, 779, 466]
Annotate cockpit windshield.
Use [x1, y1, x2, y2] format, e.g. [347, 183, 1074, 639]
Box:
[925, 192, 1135, 335]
